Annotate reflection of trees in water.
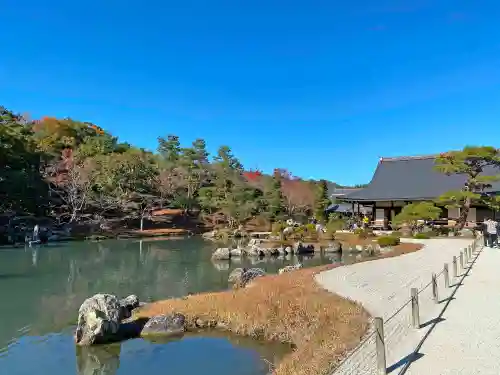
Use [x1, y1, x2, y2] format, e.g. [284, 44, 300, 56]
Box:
[35, 239, 219, 334]
[76, 344, 120, 375]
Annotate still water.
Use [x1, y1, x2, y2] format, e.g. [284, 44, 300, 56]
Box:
[0, 237, 344, 375]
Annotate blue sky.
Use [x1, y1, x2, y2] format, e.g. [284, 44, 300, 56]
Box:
[2, 0, 500, 185]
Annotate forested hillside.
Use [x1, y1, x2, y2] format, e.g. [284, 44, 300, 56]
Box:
[1, 105, 348, 230]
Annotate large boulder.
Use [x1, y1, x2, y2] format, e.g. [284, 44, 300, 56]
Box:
[140, 313, 186, 337]
[212, 247, 231, 260]
[119, 294, 140, 320]
[75, 294, 122, 346]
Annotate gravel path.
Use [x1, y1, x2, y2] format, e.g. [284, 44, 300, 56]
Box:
[404, 244, 500, 375]
[315, 238, 477, 375]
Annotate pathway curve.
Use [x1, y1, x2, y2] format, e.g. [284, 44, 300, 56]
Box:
[316, 238, 476, 375]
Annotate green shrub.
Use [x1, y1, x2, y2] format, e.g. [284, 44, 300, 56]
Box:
[271, 221, 286, 236]
[304, 223, 316, 232]
[377, 235, 400, 247]
[354, 228, 374, 239]
[391, 231, 402, 238]
[434, 227, 450, 236]
[413, 232, 431, 239]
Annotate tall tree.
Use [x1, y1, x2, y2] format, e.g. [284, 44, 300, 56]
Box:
[157, 135, 181, 167]
[435, 146, 500, 231]
[44, 149, 97, 223]
[0, 107, 47, 214]
[313, 179, 330, 222]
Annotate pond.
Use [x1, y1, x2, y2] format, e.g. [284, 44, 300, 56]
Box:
[0, 237, 351, 375]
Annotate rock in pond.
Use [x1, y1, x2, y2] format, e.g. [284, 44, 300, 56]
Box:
[324, 241, 342, 253]
[228, 267, 247, 284]
[247, 246, 265, 257]
[119, 294, 140, 320]
[75, 294, 121, 346]
[231, 268, 266, 287]
[294, 241, 314, 254]
[141, 313, 186, 337]
[241, 268, 265, 286]
[278, 264, 302, 274]
[230, 248, 243, 257]
[212, 247, 231, 260]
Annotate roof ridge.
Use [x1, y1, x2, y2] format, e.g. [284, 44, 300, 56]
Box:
[380, 154, 437, 162]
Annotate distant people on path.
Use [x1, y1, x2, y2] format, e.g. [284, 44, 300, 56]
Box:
[484, 218, 498, 247]
[482, 218, 488, 247]
[497, 218, 500, 247]
[33, 224, 40, 242]
[362, 215, 369, 228]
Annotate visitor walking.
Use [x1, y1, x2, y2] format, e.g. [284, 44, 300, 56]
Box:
[482, 218, 488, 247]
[485, 218, 498, 247]
[496, 218, 500, 247]
[33, 224, 40, 242]
[362, 215, 369, 229]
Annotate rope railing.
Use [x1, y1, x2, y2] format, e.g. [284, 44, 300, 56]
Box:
[332, 236, 482, 375]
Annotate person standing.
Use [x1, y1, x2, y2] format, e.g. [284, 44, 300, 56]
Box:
[485, 218, 498, 247]
[33, 224, 40, 242]
[496, 217, 500, 247]
[482, 218, 488, 247]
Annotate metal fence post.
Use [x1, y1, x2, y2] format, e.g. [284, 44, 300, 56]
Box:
[453, 256, 457, 279]
[443, 263, 449, 288]
[460, 252, 464, 272]
[432, 273, 438, 303]
[411, 288, 420, 328]
[375, 317, 387, 375]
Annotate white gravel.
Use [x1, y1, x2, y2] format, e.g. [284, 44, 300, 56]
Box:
[315, 238, 478, 375]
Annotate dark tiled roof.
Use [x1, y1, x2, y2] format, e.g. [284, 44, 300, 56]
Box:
[326, 203, 354, 213]
[344, 155, 500, 201]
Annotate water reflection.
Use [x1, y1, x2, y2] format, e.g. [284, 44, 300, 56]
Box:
[0, 238, 336, 352]
[0, 238, 303, 375]
[76, 345, 121, 375]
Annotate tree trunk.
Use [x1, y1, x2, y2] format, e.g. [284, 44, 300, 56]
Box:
[455, 198, 471, 232]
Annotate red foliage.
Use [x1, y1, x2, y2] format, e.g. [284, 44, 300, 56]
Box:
[243, 169, 263, 181]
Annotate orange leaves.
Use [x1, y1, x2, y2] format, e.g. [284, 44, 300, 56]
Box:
[89, 124, 105, 135]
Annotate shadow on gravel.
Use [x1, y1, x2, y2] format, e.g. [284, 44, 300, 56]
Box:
[393, 247, 483, 375]
[419, 316, 445, 329]
[387, 352, 424, 373]
[439, 296, 455, 304]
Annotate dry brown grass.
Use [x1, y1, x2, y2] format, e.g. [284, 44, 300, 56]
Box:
[136, 241, 424, 375]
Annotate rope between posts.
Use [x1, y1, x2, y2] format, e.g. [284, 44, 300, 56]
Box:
[332, 330, 376, 370]
[385, 298, 412, 324]
[332, 243, 476, 373]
